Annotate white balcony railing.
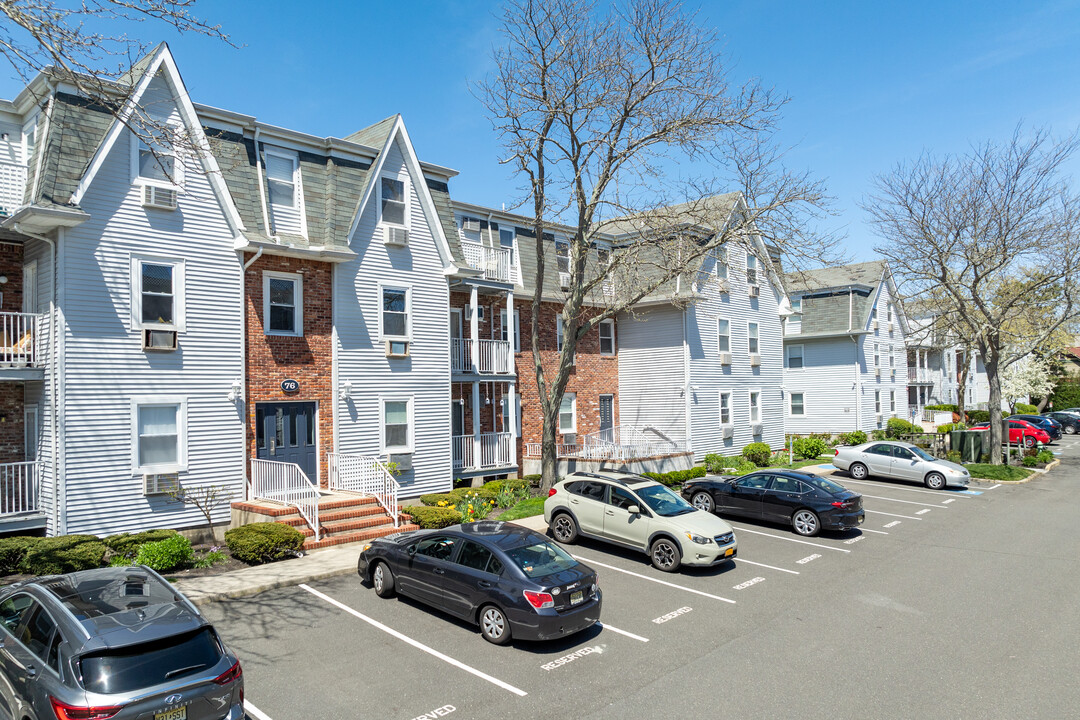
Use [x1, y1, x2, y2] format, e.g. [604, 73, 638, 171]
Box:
[0, 462, 41, 516]
[0, 160, 27, 217]
[327, 453, 399, 527]
[1, 312, 45, 367]
[453, 432, 513, 470]
[450, 337, 513, 375]
[452, 435, 474, 470]
[461, 240, 513, 283]
[523, 426, 686, 460]
[249, 459, 320, 542]
[908, 367, 932, 383]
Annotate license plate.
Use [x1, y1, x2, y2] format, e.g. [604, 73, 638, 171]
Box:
[724, 548, 734, 557]
[570, 590, 584, 605]
[155, 708, 187, 720]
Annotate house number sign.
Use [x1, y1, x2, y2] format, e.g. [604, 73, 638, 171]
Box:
[280, 379, 300, 393]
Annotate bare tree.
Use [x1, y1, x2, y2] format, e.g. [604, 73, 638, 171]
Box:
[167, 484, 232, 540]
[865, 126, 1080, 463]
[479, 0, 837, 489]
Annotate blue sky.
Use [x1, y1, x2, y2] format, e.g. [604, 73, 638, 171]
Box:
[4, 0, 1079, 261]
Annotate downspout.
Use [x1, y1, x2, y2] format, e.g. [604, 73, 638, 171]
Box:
[242, 246, 263, 271]
[682, 306, 692, 455]
[848, 288, 861, 431]
[16, 223, 58, 533]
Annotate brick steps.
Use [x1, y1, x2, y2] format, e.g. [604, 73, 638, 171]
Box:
[277, 504, 388, 527]
[231, 492, 410, 550]
[301, 523, 421, 550]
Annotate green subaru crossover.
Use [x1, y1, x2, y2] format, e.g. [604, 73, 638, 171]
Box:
[544, 471, 737, 572]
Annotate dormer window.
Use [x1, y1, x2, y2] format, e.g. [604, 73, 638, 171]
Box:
[790, 297, 802, 313]
[381, 176, 407, 227]
[266, 152, 297, 208]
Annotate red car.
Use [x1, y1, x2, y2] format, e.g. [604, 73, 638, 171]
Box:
[969, 419, 1050, 447]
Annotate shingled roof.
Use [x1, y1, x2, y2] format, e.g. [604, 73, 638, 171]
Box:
[784, 261, 890, 337]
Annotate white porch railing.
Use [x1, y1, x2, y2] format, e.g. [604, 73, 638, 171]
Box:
[908, 367, 931, 383]
[524, 426, 685, 460]
[0, 160, 27, 217]
[249, 459, 321, 542]
[1, 312, 45, 367]
[327, 453, 399, 527]
[461, 240, 512, 283]
[452, 435, 474, 470]
[453, 432, 514, 470]
[450, 337, 513, 375]
[0, 462, 41, 516]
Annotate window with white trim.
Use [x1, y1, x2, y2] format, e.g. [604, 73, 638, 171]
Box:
[748, 322, 759, 354]
[133, 400, 186, 472]
[875, 391, 882, 413]
[790, 296, 802, 313]
[559, 393, 576, 434]
[874, 343, 880, 369]
[132, 256, 184, 331]
[890, 346, 895, 368]
[890, 390, 896, 413]
[749, 391, 761, 423]
[499, 227, 515, 248]
[381, 397, 413, 454]
[887, 303, 893, 322]
[720, 392, 731, 425]
[599, 320, 615, 355]
[499, 309, 521, 353]
[717, 246, 728, 280]
[263, 271, 302, 336]
[555, 239, 570, 274]
[381, 285, 411, 354]
[266, 151, 297, 208]
[380, 175, 407, 227]
[790, 392, 805, 416]
[717, 319, 730, 353]
[746, 253, 758, 285]
[787, 344, 804, 370]
[132, 128, 181, 187]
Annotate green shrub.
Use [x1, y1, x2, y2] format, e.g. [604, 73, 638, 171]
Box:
[134, 535, 194, 572]
[703, 454, 742, 473]
[419, 493, 459, 507]
[22, 536, 107, 575]
[521, 474, 542, 487]
[871, 430, 887, 441]
[886, 418, 921, 439]
[104, 529, 181, 560]
[837, 430, 868, 446]
[734, 462, 757, 475]
[640, 466, 706, 487]
[966, 410, 1009, 424]
[937, 423, 967, 434]
[224, 523, 305, 565]
[742, 442, 772, 467]
[194, 550, 228, 569]
[0, 536, 41, 575]
[808, 432, 835, 447]
[483, 479, 528, 495]
[946, 450, 962, 463]
[792, 437, 827, 460]
[925, 404, 959, 412]
[1036, 450, 1054, 464]
[1014, 402, 1038, 415]
[1022, 456, 1038, 467]
[979, 453, 990, 463]
[402, 506, 463, 529]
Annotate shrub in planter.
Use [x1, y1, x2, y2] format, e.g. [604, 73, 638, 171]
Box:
[403, 506, 463, 529]
[885, 418, 920, 439]
[1036, 450, 1054, 464]
[742, 442, 772, 467]
[1022, 456, 1038, 468]
[0, 536, 41, 575]
[134, 535, 194, 572]
[792, 437, 827, 460]
[104, 529, 181, 560]
[22, 535, 107, 575]
[225, 523, 305, 565]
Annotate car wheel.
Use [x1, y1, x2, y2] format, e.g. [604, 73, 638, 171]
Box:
[691, 491, 715, 513]
[479, 604, 512, 645]
[1024, 436, 1035, 448]
[792, 509, 820, 537]
[372, 561, 395, 598]
[551, 513, 579, 543]
[925, 472, 947, 490]
[1065, 425, 1076, 435]
[849, 462, 869, 480]
[650, 537, 682, 572]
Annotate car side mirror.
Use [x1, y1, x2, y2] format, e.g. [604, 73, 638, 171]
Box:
[406, 545, 417, 556]
[627, 505, 641, 515]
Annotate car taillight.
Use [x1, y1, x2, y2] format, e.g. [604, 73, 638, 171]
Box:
[548, 488, 557, 497]
[523, 589, 554, 609]
[831, 501, 846, 508]
[213, 660, 243, 685]
[834, 448, 839, 456]
[50, 698, 122, 720]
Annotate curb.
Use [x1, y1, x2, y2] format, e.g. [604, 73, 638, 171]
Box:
[179, 563, 358, 606]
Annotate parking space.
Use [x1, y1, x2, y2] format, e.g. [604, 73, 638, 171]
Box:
[205, 459, 1030, 720]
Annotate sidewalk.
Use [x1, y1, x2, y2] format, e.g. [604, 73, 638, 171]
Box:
[174, 513, 551, 606]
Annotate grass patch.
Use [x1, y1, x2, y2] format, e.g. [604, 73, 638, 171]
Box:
[963, 464, 1033, 481]
[498, 497, 545, 522]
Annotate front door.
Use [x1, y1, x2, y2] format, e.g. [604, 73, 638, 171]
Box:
[256, 402, 317, 481]
[599, 395, 614, 443]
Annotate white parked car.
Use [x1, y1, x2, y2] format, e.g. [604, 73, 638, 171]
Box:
[832, 441, 970, 489]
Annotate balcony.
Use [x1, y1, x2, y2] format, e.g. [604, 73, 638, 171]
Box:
[451, 337, 514, 376]
[0, 160, 27, 217]
[1, 312, 47, 377]
[453, 432, 514, 471]
[524, 426, 687, 461]
[907, 367, 933, 384]
[0, 461, 43, 519]
[461, 240, 513, 283]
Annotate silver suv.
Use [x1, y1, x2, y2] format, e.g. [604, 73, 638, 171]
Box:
[0, 566, 244, 720]
[544, 471, 738, 572]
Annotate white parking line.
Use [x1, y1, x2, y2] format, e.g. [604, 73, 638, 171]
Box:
[737, 558, 800, 575]
[728, 526, 851, 552]
[597, 621, 649, 642]
[839, 478, 972, 497]
[859, 528, 889, 535]
[245, 702, 273, 720]
[570, 555, 737, 604]
[860, 493, 950, 508]
[984, 484, 1002, 490]
[865, 509, 923, 520]
[298, 584, 528, 697]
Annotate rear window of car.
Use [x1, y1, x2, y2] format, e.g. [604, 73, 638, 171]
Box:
[504, 541, 577, 579]
[78, 627, 222, 694]
[802, 476, 847, 495]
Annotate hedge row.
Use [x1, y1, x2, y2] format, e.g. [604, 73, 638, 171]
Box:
[224, 523, 304, 564]
[640, 466, 706, 487]
[402, 506, 463, 529]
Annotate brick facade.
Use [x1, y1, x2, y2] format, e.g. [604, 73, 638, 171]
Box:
[0, 243, 22, 314]
[0, 243, 25, 463]
[244, 253, 334, 486]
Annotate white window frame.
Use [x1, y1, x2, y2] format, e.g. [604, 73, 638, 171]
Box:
[891, 390, 896, 413]
[131, 255, 185, 332]
[717, 319, 730, 353]
[790, 296, 802, 313]
[263, 271, 303, 337]
[887, 303, 893, 322]
[719, 391, 732, 426]
[130, 125, 183, 189]
[21, 112, 39, 165]
[555, 239, 570, 274]
[875, 391, 882, 414]
[380, 396, 414, 454]
[746, 253, 759, 286]
[378, 172, 410, 229]
[748, 322, 759, 354]
[265, 148, 299, 209]
[559, 392, 577, 434]
[789, 392, 805, 416]
[499, 227, 515, 248]
[131, 397, 187, 474]
[716, 246, 728, 280]
[749, 390, 761, 423]
[500, 309, 521, 353]
[874, 342, 880, 369]
[378, 282, 412, 342]
[598, 319, 615, 356]
[24, 405, 38, 462]
[786, 343, 804, 370]
[890, 345, 895, 368]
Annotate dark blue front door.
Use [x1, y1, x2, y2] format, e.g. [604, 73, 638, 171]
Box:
[256, 402, 318, 481]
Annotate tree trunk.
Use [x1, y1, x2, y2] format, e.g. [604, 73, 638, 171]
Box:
[955, 348, 968, 423]
[985, 352, 1003, 465]
[540, 407, 560, 491]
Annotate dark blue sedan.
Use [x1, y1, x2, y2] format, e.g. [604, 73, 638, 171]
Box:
[1010, 414, 1061, 442]
[358, 521, 601, 644]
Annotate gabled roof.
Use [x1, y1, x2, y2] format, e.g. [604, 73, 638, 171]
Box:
[344, 116, 397, 149]
[603, 192, 742, 239]
[784, 261, 903, 337]
[785, 260, 887, 293]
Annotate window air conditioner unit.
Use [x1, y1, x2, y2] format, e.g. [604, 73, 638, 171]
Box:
[748, 285, 760, 298]
[875, 413, 883, 424]
[462, 218, 481, 232]
[717, 278, 730, 294]
[888, 321, 894, 332]
[142, 328, 177, 351]
[875, 367, 881, 378]
[558, 271, 571, 290]
[719, 352, 732, 366]
[871, 319, 878, 330]
[722, 425, 734, 439]
[142, 185, 177, 210]
[751, 423, 763, 436]
[750, 353, 761, 367]
[144, 472, 179, 495]
[385, 226, 409, 246]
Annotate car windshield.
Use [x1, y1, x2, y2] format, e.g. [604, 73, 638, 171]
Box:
[909, 446, 936, 461]
[802, 476, 847, 495]
[504, 541, 578, 579]
[635, 484, 696, 517]
[79, 627, 222, 694]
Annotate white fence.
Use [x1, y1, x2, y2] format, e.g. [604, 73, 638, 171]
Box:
[452, 435, 474, 470]
[461, 240, 512, 283]
[0, 462, 41, 516]
[1, 312, 45, 367]
[450, 338, 513, 375]
[453, 432, 513, 470]
[327, 453, 399, 527]
[249, 459, 320, 542]
[524, 426, 684, 460]
[0, 160, 26, 217]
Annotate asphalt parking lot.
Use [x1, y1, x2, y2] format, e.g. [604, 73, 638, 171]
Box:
[205, 439, 1080, 720]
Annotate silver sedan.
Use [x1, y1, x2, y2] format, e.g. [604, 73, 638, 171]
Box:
[832, 441, 971, 490]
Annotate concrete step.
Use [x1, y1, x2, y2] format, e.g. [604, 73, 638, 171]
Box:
[276, 504, 390, 528]
[298, 514, 405, 538]
[302, 523, 420, 550]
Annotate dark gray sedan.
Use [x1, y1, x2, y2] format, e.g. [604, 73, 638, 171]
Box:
[358, 521, 601, 644]
[832, 441, 971, 489]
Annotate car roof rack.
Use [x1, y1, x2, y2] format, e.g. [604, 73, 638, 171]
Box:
[567, 471, 647, 486]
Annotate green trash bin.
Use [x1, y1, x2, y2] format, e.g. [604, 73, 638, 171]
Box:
[959, 430, 986, 463]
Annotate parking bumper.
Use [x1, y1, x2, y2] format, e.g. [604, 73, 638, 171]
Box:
[507, 592, 603, 641]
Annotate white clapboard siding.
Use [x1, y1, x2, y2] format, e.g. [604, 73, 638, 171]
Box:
[860, 280, 908, 430]
[617, 305, 687, 446]
[58, 74, 244, 535]
[784, 337, 863, 434]
[335, 137, 452, 499]
[20, 238, 53, 529]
